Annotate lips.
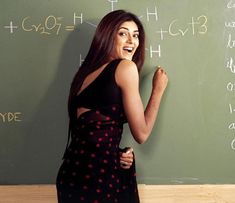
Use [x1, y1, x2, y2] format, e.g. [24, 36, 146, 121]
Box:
[123, 47, 134, 53]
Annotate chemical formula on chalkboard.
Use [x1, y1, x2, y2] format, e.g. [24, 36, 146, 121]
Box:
[4, 13, 83, 35]
[1, 0, 209, 125]
[2, 1, 208, 62]
[225, 0, 235, 150]
[3, 13, 208, 38]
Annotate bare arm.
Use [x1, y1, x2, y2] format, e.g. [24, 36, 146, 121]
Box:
[115, 60, 168, 144]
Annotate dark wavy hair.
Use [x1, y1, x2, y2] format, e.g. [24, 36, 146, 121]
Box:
[68, 10, 145, 120]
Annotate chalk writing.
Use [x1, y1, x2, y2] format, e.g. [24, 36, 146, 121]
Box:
[21, 13, 84, 35]
[231, 139, 235, 150]
[22, 15, 62, 35]
[108, 0, 118, 12]
[227, 82, 235, 91]
[74, 13, 83, 25]
[225, 21, 235, 28]
[4, 21, 18, 33]
[155, 15, 208, 40]
[149, 45, 161, 58]
[225, 0, 235, 150]
[228, 122, 235, 129]
[169, 15, 207, 37]
[146, 6, 158, 22]
[84, 21, 97, 28]
[229, 103, 235, 114]
[227, 0, 235, 8]
[227, 34, 235, 48]
[156, 28, 168, 40]
[79, 54, 84, 66]
[0, 112, 22, 123]
[4, 13, 84, 35]
[226, 57, 235, 73]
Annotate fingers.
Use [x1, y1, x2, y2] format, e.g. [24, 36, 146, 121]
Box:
[121, 148, 133, 158]
[120, 154, 133, 165]
[120, 148, 134, 169]
[120, 162, 132, 169]
[155, 65, 168, 82]
[120, 158, 133, 169]
[120, 156, 133, 164]
[157, 66, 167, 75]
[152, 66, 168, 93]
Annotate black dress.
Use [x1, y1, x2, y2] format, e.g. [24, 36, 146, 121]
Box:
[56, 59, 140, 203]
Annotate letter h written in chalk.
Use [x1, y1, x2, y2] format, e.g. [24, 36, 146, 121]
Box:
[146, 6, 158, 22]
[150, 45, 161, 58]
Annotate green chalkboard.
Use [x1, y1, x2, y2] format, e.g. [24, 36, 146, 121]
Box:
[1, 0, 235, 184]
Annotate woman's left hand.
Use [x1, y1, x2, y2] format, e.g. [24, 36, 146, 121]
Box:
[119, 148, 134, 169]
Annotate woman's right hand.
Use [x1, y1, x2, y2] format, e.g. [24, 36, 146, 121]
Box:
[152, 67, 168, 94]
[115, 60, 169, 144]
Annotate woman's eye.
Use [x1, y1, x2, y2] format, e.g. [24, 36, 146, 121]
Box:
[133, 34, 139, 38]
[119, 32, 127, 36]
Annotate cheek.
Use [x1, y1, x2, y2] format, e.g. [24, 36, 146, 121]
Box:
[113, 45, 122, 58]
[113, 41, 120, 55]
[134, 41, 139, 52]
[136, 40, 139, 47]
[117, 35, 127, 44]
[116, 41, 124, 52]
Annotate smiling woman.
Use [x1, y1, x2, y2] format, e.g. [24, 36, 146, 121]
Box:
[56, 9, 168, 203]
[110, 21, 140, 60]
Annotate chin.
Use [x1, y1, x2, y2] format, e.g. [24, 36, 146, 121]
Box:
[122, 56, 133, 61]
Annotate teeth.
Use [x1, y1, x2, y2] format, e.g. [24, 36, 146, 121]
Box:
[123, 47, 133, 53]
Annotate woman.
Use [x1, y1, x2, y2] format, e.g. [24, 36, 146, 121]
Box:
[56, 10, 168, 203]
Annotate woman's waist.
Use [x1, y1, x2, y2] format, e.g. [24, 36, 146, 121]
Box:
[63, 141, 121, 165]
[71, 127, 122, 148]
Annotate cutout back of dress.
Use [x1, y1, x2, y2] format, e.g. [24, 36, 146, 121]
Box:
[75, 59, 123, 111]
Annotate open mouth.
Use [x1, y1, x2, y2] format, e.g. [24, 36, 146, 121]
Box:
[123, 47, 134, 54]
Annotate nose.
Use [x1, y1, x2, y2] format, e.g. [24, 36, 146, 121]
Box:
[127, 34, 133, 44]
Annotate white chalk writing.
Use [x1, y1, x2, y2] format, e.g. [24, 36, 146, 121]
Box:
[227, 0, 235, 8]
[226, 57, 235, 73]
[227, 82, 235, 91]
[0, 112, 22, 123]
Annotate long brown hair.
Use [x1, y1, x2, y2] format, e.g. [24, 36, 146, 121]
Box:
[68, 10, 145, 120]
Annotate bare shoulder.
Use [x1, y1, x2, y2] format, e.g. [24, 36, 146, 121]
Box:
[116, 59, 137, 72]
[115, 59, 139, 87]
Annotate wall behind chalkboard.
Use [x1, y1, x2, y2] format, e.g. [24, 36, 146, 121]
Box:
[1, 0, 235, 184]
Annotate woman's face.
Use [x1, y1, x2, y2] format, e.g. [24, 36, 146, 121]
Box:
[111, 21, 139, 61]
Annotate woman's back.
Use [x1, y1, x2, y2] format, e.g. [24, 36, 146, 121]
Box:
[56, 59, 140, 203]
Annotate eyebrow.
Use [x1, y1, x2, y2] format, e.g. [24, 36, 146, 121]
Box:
[119, 27, 139, 32]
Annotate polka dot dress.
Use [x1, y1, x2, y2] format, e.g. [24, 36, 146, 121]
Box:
[56, 59, 140, 203]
